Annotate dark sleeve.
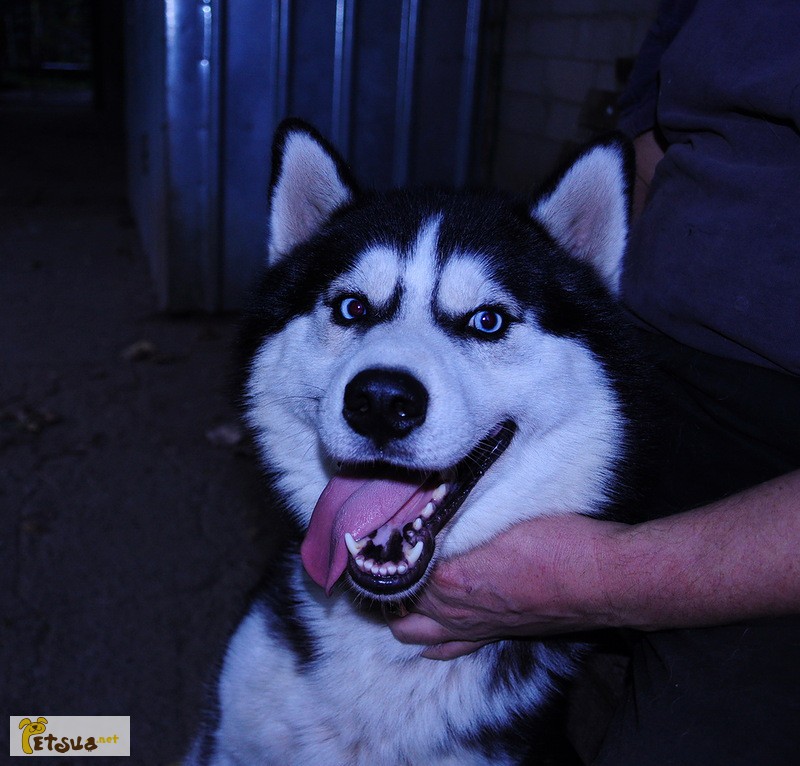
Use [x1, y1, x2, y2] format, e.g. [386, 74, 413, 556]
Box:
[617, 0, 699, 138]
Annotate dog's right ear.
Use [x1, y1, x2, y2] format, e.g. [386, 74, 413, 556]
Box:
[268, 120, 357, 263]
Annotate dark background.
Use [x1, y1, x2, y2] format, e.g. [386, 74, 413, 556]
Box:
[2, 4, 272, 760]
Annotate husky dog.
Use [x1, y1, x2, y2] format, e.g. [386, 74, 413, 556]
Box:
[187, 120, 644, 765]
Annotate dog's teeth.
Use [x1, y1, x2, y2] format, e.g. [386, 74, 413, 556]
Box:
[359, 539, 424, 577]
[421, 502, 435, 519]
[412, 517, 423, 531]
[406, 540, 424, 566]
[344, 532, 361, 557]
[432, 483, 448, 502]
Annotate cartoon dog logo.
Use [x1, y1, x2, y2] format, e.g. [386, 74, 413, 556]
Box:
[19, 717, 48, 755]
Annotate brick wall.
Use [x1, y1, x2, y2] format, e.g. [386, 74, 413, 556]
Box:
[490, 0, 659, 191]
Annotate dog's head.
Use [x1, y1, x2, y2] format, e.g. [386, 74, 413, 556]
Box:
[241, 120, 635, 602]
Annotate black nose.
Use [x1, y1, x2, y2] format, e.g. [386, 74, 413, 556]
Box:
[343, 368, 428, 443]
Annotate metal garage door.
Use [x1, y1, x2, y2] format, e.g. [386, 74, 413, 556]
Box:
[126, 0, 501, 311]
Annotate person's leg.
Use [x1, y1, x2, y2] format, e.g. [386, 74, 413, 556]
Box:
[593, 334, 800, 765]
[595, 618, 800, 766]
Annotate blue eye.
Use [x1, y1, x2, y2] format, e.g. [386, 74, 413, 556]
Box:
[336, 296, 368, 322]
[468, 309, 505, 335]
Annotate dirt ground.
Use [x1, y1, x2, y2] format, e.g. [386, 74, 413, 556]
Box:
[1, 94, 273, 763]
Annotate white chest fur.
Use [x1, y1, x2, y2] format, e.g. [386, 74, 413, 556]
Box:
[209, 560, 574, 766]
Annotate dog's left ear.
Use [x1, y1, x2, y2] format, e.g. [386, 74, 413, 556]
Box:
[532, 137, 632, 295]
[268, 119, 358, 263]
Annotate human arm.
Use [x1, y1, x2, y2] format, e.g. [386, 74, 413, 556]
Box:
[388, 470, 800, 659]
[630, 130, 664, 221]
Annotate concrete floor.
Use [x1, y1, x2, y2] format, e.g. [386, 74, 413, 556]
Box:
[1, 94, 272, 763]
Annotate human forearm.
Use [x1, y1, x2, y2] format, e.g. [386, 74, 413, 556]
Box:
[630, 130, 665, 222]
[601, 470, 800, 630]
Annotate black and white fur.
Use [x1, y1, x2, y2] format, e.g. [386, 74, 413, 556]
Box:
[187, 120, 643, 765]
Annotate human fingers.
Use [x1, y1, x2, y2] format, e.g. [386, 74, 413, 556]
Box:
[387, 612, 495, 661]
[386, 612, 457, 646]
[421, 639, 493, 661]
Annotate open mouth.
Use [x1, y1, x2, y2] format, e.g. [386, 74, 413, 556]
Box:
[300, 420, 516, 600]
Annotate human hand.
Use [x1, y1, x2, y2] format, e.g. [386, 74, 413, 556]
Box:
[387, 514, 625, 660]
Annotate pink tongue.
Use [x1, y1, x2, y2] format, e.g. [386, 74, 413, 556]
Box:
[301, 473, 435, 594]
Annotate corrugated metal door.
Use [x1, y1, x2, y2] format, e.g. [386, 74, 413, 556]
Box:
[126, 0, 501, 311]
